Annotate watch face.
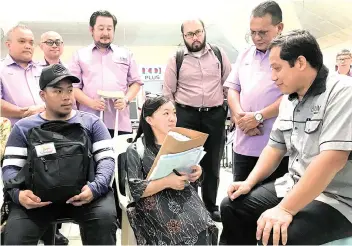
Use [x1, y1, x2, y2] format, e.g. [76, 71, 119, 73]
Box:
[255, 114, 262, 121]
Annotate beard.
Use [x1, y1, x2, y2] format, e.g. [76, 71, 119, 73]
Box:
[95, 40, 111, 49]
[184, 35, 206, 52]
[93, 34, 112, 49]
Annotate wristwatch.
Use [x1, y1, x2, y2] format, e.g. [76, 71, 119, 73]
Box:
[254, 112, 264, 123]
[124, 97, 130, 105]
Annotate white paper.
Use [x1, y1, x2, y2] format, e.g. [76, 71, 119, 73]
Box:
[148, 146, 206, 181]
[167, 131, 191, 141]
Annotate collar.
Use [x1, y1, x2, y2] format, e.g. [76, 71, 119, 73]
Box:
[39, 58, 62, 66]
[4, 54, 36, 67]
[183, 43, 211, 56]
[89, 43, 115, 52]
[288, 65, 328, 101]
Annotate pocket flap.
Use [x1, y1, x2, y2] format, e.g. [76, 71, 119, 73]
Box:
[278, 121, 293, 131]
[304, 120, 321, 134]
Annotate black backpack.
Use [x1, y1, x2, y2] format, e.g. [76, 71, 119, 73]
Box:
[3, 119, 95, 203]
[176, 44, 224, 81]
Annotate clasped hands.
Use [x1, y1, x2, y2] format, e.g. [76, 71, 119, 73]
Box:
[232, 112, 263, 136]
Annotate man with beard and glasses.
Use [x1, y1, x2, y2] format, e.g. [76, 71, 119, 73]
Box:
[69, 9, 142, 226]
[163, 18, 232, 222]
[0, 25, 45, 126]
[2, 64, 118, 245]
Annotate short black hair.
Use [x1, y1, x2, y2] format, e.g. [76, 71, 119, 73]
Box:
[252, 1, 282, 25]
[89, 10, 117, 30]
[180, 19, 205, 34]
[268, 29, 323, 70]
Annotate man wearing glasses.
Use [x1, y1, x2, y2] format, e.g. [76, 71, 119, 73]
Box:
[335, 49, 352, 76]
[163, 18, 232, 222]
[224, 1, 288, 184]
[0, 25, 45, 126]
[39, 31, 64, 66]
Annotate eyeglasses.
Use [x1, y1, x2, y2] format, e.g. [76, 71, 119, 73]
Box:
[184, 29, 204, 39]
[250, 30, 269, 39]
[42, 39, 63, 46]
[337, 57, 352, 63]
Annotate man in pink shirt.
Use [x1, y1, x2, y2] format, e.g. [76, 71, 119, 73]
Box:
[335, 49, 352, 76]
[69, 10, 142, 137]
[69, 10, 142, 226]
[0, 25, 45, 125]
[224, 1, 288, 183]
[163, 18, 232, 222]
[39, 31, 64, 66]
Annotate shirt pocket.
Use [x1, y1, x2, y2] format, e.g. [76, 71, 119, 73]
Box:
[112, 58, 129, 77]
[203, 62, 221, 77]
[302, 119, 322, 158]
[278, 121, 293, 153]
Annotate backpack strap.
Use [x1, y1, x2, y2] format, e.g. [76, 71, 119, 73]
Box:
[208, 44, 224, 77]
[175, 48, 185, 82]
[176, 44, 224, 82]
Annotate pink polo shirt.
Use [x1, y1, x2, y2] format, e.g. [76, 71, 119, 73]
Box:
[163, 44, 232, 107]
[0, 55, 44, 125]
[69, 44, 142, 131]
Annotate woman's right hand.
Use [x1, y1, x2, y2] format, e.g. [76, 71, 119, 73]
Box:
[165, 172, 189, 190]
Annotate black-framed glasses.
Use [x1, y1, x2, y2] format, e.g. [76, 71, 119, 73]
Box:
[184, 29, 204, 39]
[42, 39, 63, 46]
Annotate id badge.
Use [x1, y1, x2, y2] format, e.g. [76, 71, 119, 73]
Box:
[35, 142, 56, 157]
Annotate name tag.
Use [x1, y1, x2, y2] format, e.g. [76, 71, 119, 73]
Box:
[35, 142, 56, 157]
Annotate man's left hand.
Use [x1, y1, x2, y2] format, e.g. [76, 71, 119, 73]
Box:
[256, 206, 293, 246]
[114, 98, 127, 111]
[238, 112, 260, 133]
[66, 185, 94, 206]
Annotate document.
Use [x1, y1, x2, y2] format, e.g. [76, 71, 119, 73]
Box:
[146, 127, 209, 180]
[148, 146, 206, 181]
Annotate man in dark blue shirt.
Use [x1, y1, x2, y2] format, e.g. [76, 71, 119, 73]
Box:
[2, 64, 118, 245]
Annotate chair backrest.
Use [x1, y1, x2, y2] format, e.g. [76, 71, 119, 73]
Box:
[112, 133, 136, 208]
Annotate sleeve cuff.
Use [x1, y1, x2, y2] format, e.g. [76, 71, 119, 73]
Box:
[320, 141, 352, 152]
[268, 138, 287, 150]
[223, 81, 241, 92]
[87, 182, 99, 199]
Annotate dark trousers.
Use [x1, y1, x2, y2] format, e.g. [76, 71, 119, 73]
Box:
[233, 153, 289, 182]
[176, 104, 227, 212]
[108, 129, 132, 227]
[4, 190, 118, 245]
[220, 182, 352, 245]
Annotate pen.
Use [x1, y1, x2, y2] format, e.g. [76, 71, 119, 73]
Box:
[173, 169, 190, 184]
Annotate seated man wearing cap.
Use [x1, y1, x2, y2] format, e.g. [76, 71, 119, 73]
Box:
[2, 64, 118, 245]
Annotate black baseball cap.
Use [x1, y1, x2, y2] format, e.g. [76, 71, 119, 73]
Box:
[39, 64, 80, 90]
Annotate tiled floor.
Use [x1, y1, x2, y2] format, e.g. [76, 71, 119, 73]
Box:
[57, 167, 233, 245]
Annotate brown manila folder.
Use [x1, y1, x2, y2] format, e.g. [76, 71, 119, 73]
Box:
[146, 127, 208, 180]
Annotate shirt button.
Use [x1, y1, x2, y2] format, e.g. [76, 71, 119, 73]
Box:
[294, 127, 298, 130]
[296, 159, 299, 161]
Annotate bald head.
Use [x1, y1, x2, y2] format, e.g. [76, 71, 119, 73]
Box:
[6, 24, 32, 41]
[181, 19, 204, 34]
[40, 31, 64, 63]
[40, 31, 63, 43]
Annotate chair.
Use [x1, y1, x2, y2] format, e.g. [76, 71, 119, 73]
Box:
[112, 133, 137, 246]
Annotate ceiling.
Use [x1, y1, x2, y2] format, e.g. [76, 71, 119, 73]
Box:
[1, 0, 351, 64]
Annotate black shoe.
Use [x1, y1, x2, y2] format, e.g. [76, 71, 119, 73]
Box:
[54, 231, 69, 245]
[210, 210, 221, 222]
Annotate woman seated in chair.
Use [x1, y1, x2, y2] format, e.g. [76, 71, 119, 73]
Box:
[126, 96, 217, 245]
